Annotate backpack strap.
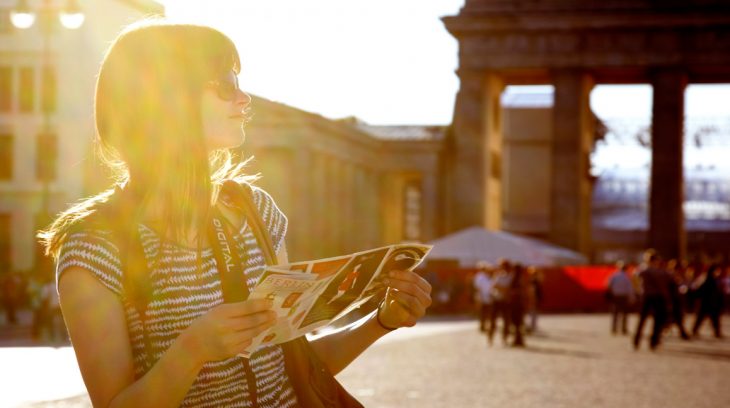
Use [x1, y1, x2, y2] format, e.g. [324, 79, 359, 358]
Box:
[220, 180, 363, 408]
[220, 180, 277, 266]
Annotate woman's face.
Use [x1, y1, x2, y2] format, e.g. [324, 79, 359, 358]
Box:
[201, 71, 251, 151]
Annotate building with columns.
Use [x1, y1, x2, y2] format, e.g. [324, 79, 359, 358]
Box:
[443, 0, 730, 260]
[2, 0, 730, 275]
[0, 0, 163, 273]
[240, 98, 444, 262]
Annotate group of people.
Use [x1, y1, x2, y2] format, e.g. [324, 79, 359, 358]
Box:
[0, 271, 65, 343]
[472, 259, 543, 347]
[606, 249, 728, 350]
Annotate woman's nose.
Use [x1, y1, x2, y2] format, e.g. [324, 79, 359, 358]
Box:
[236, 89, 251, 107]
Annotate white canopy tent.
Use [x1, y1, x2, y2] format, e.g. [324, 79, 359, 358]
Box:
[426, 226, 588, 267]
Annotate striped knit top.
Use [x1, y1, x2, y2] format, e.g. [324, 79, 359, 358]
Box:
[56, 185, 298, 408]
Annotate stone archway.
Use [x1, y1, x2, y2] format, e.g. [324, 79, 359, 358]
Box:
[443, 0, 730, 259]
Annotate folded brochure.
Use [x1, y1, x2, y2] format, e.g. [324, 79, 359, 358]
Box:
[239, 243, 432, 357]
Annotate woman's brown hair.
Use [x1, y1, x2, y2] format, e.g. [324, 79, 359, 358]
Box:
[39, 18, 254, 258]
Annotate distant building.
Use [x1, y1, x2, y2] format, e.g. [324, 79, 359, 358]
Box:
[240, 98, 443, 261]
[593, 164, 730, 262]
[0, 0, 163, 273]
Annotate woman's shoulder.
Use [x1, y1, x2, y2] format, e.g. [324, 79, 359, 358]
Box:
[226, 180, 288, 251]
[57, 227, 125, 297]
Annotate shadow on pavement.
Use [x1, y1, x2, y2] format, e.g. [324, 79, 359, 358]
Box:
[514, 345, 598, 359]
[661, 345, 730, 362]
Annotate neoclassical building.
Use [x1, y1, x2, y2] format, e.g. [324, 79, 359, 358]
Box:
[0, 0, 163, 273]
[3, 0, 730, 275]
[238, 97, 444, 262]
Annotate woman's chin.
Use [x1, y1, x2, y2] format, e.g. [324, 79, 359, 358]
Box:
[207, 131, 245, 151]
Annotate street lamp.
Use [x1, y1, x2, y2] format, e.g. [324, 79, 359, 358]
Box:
[11, 0, 85, 30]
[10, 0, 85, 278]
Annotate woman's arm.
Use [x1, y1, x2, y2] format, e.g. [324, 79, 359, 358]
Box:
[60, 267, 276, 408]
[60, 267, 203, 408]
[277, 244, 431, 375]
[308, 271, 431, 375]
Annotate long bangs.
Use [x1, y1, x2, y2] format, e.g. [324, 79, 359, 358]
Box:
[41, 19, 248, 257]
[94, 21, 241, 239]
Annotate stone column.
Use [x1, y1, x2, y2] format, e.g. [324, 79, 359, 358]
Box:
[649, 69, 687, 259]
[366, 169, 382, 248]
[448, 70, 503, 233]
[353, 165, 367, 251]
[310, 152, 328, 258]
[550, 70, 593, 255]
[421, 171, 439, 242]
[342, 161, 357, 253]
[291, 149, 313, 260]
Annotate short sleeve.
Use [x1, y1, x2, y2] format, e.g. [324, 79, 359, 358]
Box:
[56, 230, 124, 297]
[250, 185, 289, 254]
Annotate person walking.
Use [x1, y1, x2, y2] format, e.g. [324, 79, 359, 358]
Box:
[38, 19, 432, 408]
[665, 259, 690, 340]
[691, 264, 724, 339]
[526, 266, 543, 334]
[39, 276, 65, 343]
[0, 272, 22, 325]
[487, 259, 513, 346]
[633, 251, 672, 350]
[473, 262, 495, 334]
[508, 264, 529, 347]
[606, 261, 635, 335]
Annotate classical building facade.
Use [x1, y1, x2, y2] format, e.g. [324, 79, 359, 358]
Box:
[443, 0, 730, 259]
[3, 0, 729, 275]
[240, 98, 443, 261]
[0, 0, 163, 273]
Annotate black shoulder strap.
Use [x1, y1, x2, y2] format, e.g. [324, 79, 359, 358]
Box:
[220, 180, 278, 266]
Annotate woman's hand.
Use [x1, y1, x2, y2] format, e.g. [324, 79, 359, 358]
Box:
[179, 299, 277, 364]
[378, 270, 432, 329]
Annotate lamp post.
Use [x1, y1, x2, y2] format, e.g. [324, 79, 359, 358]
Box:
[10, 0, 84, 275]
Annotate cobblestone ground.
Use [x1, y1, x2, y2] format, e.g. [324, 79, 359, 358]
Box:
[13, 314, 730, 408]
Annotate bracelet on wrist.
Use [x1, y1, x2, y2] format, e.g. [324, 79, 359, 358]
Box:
[376, 301, 399, 331]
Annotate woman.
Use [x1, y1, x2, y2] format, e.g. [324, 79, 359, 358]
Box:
[39, 20, 432, 408]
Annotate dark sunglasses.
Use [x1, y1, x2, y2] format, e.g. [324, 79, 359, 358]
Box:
[207, 72, 240, 101]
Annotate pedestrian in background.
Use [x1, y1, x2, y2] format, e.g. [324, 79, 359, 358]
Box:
[691, 264, 724, 339]
[665, 259, 690, 340]
[1, 272, 22, 324]
[473, 261, 495, 334]
[488, 259, 513, 346]
[526, 266, 543, 334]
[509, 264, 529, 347]
[606, 261, 634, 335]
[633, 250, 672, 350]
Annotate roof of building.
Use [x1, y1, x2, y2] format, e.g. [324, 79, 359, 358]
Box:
[354, 123, 446, 142]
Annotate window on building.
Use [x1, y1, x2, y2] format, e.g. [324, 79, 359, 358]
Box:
[19, 67, 34, 112]
[41, 66, 56, 114]
[37, 132, 57, 181]
[0, 214, 10, 271]
[0, 67, 11, 112]
[0, 9, 13, 34]
[0, 134, 12, 180]
[403, 181, 422, 241]
[34, 212, 53, 275]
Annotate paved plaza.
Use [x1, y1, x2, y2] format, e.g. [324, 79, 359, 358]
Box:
[3, 314, 729, 407]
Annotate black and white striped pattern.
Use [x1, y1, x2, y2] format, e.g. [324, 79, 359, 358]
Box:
[57, 186, 297, 408]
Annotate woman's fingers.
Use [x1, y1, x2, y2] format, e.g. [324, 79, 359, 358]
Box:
[220, 299, 273, 318]
[385, 274, 432, 307]
[388, 289, 426, 319]
[229, 310, 277, 331]
[385, 270, 432, 296]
